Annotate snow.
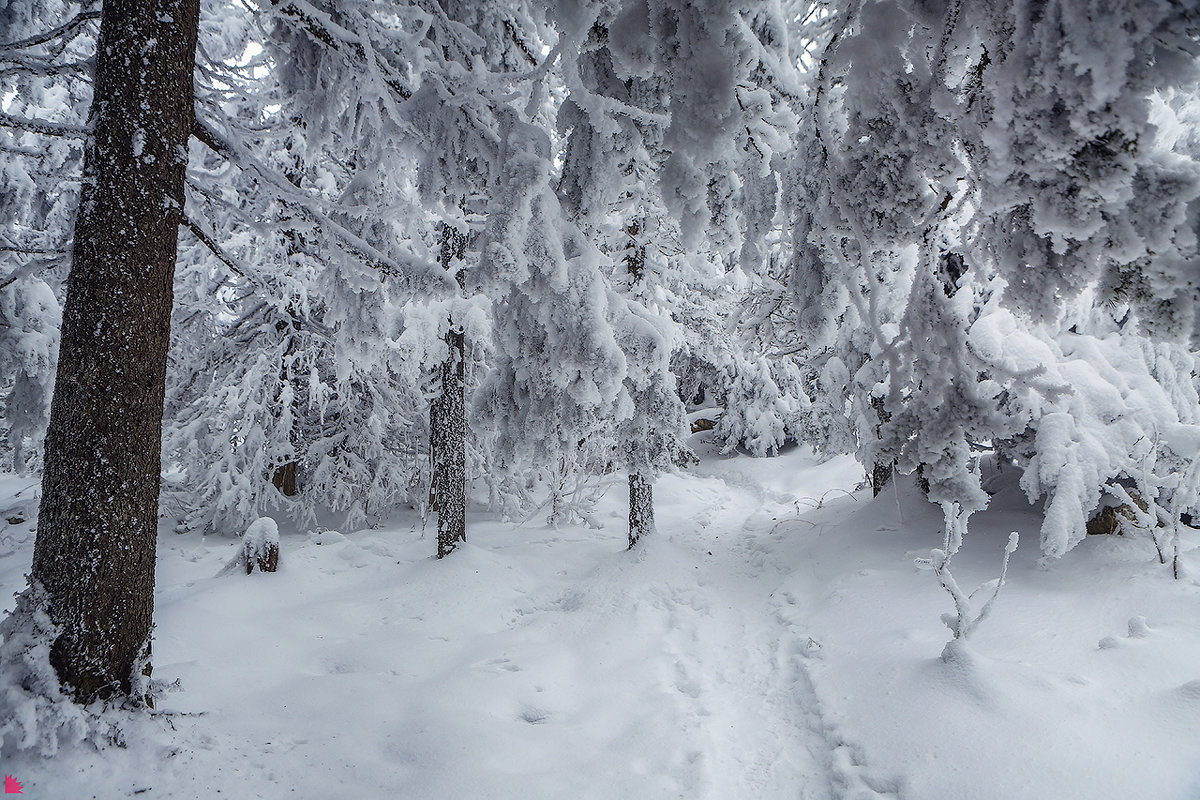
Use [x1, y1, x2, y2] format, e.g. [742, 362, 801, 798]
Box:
[3, 444, 1200, 798]
[238, 517, 279, 575]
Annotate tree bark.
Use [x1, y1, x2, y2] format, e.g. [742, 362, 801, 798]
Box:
[623, 213, 657, 549]
[432, 223, 466, 558]
[26, 0, 200, 702]
[628, 472, 654, 549]
[871, 461, 894, 497]
[270, 129, 308, 498]
[271, 458, 298, 497]
[869, 395, 893, 497]
[270, 308, 301, 498]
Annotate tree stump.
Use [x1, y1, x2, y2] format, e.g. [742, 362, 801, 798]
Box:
[243, 518, 280, 574]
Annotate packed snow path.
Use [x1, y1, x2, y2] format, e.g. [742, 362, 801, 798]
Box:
[0, 455, 871, 799]
[3, 445, 1200, 799]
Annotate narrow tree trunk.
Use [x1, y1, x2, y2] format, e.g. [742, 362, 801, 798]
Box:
[432, 223, 467, 558]
[271, 307, 301, 498]
[270, 131, 308, 498]
[628, 472, 654, 549]
[869, 395, 893, 497]
[26, 0, 200, 702]
[432, 324, 466, 558]
[624, 216, 655, 550]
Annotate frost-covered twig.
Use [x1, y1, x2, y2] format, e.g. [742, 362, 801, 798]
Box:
[0, 8, 100, 52]
[916, 504, 1019, 654]
[926, 530, 1018, 644]
[0, 111, 88, 138]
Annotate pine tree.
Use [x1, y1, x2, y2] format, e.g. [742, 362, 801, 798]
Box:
[0, 0, 94, 474]
[167, 0, 448, 535]
[17, 0, 201, 701]
[788, 0, 1200, 559]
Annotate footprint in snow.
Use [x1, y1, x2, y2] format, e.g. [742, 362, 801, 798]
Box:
[519, 706, 551, 724]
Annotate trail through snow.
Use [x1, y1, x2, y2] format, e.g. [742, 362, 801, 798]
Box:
[3, 444, 1200, 799]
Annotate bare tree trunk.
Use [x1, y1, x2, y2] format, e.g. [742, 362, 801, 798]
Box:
[871, 461, 894, 497]
[271, 458, 298, 497]
[869, 395, 893, 497]
[628, 472, 654, 549]
[432, 223, 466, 558]
[25, 0, 200, 702]
[623, 215, 656, 549]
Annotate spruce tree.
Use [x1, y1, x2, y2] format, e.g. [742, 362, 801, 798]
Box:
[20, 0, 201, 701]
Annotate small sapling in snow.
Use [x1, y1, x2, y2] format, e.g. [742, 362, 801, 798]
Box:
[916, 503, 1019, 661]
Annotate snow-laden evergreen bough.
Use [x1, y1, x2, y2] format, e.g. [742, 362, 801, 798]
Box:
[476, 114, 633, 526]
[0, 0, 91, 474]
[789, 0, 1200, 562]
[167, 0, 476, 535]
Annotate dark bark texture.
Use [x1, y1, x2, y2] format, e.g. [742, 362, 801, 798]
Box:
[623, 211, 656, 549]
[869, 395, 893, 497]
[871, 461, 894, 497]
[271, 459, 298, 497]
[432, 223, 467, 558]
[244, 542, 280, 574]
[628, 472, 654, 549]
[29, 0, 200, 701]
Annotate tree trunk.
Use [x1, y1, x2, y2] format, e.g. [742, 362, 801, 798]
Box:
[623, 216, 656, 549]
[271, 458, 298, 497]
[432, 223, 467, 558]
[869, 395, 893, 497]
[26, 0, 200, 702]
[432, 324, 466, 558]
[628, 472, 654, 549]
[871, 461, 894, 497]
[270, 129, 308, 498]
[270, 304, 301, 499]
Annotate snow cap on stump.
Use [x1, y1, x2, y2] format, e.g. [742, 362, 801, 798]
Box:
[243, 517, 279, 574]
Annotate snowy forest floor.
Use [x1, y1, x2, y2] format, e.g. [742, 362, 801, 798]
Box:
[3, 434, 1200, 799]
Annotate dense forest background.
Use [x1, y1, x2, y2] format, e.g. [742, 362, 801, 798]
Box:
[2, 0, 1200, 787]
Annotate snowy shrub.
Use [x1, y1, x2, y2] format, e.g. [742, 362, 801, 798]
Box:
[0, 584, 93, 756]
[714, 354, 809, 456]
[971, 307, 1200, 558]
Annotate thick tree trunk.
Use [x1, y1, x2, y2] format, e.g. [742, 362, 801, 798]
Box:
[871, 461, 894, 497]
[271, 458, 298, 497]
[628, 472, 654, 549]
[432, 223, 467, 558]
[27, 0, 200, 702]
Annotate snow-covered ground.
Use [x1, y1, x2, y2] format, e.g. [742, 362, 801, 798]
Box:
[2, 437, 1200, 799]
